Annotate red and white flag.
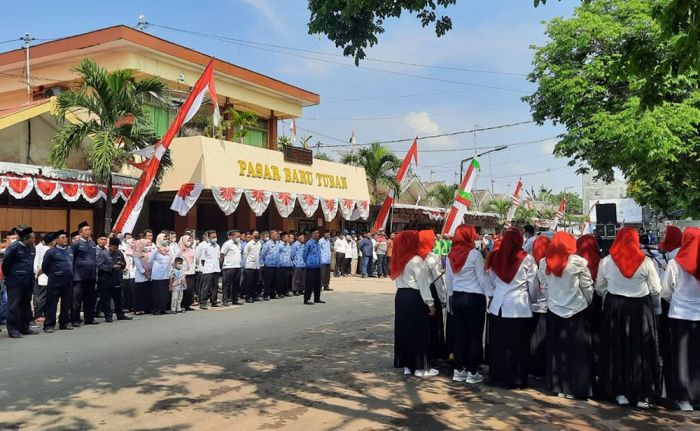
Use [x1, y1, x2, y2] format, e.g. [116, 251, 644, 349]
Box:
[551, 195, 568, 230]
[290, 119, 297, 146]
[170, 182, 203, 216]
[441, 157, 480, 236]
[504, 179, 523, 228]
[372, 138, 418, 232]
[113, 59, 220, 233]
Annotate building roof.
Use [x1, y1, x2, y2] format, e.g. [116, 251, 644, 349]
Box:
[0, 25, 320, 107]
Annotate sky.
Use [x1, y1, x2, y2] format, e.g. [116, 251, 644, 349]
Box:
[0, 0, 580, 197]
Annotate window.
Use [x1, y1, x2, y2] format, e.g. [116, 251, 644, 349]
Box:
[236, 117, 269, 148]
[144, 104, 174, 138]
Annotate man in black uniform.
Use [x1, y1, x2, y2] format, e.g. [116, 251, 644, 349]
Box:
[2, 226, 36, 338]
[97, 237, 131, 322]
[70, 221, 98, 326]
[42, 230, 74, 333]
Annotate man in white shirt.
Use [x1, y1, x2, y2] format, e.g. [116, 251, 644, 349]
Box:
[193, 232, 208, 304]
[243, 231, 262, 302]
[334, 235, 347, 277]
[33, 232, 54, 323]
[198, 230, 221, 309]
[220, 230, 243, 306]
[523, 224, 535, 255]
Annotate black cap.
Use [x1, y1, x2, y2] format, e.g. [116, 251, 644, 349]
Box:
[54, 230, 68, 238]
[18, 226, 33, 238]
[78, 221, 89, 230]
[109, 237, 121, 247]
[70, 231, 79, 238]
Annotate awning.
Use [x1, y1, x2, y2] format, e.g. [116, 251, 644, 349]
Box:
[159, 136, 371, 221]
[392, 202, 499, 221]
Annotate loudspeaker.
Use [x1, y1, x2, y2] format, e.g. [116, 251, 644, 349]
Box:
[596, 203, 617, 224]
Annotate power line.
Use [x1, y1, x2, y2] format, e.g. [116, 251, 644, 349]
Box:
[303, 105, 521, 122]
[492, 165, 571, 179]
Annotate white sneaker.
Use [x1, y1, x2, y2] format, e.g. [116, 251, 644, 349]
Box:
[414, 368, 439, 378]
[403, 367, 412, 376]
[677, 400, 694, 412]
[616, 395, 630, 406]
[557, 393, 567, 398]
[636, 400, 651, 409]
[466, 371, 484, 384]
[453, 369, 468, 382]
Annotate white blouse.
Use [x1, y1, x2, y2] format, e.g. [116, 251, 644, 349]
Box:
[487, 254, 538, 318]
[662, 260, 700, 321]
[595, 255, 662, 299]
[424, 252, 446, 305]
[538, 255, 594, 318]
[445, 249, 490, 297]
[531, 257, 548, 314]
[651, 248, 680, 282]
[395, 255, 433, 307]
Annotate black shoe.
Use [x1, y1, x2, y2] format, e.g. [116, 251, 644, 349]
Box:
[43, 328, 55, 333]
[233, 301, 244, 305]
[185, 307, 195, 311]
[314, 300, 326, 304]
[200, 305, 209, 310]
[211, 303, 220, 308]
[304, 301, 314, 305]
[59, 325, 74, 330]
[323, 288, 334, 292]
[285, 292, 293, 297]
[246, 299, 254, 304]
[117, 315, 133, 321]
[104, 318, 114, 323]
[165, 310, 175, 314]
[84, 321, 100, 325]
[94, 312, 104, 318]
[72, 322, 82, 328]
[263, 297, 270, 301]
[20, 329, 38, 335]
[8, 330, 22, 338]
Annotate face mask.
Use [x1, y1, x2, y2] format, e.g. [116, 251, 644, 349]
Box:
[210, 238, 218, 244]
[175, 264, 182, 270]
[161, 240, 169, 247]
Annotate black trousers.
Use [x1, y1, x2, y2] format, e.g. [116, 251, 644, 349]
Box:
[244, 269, 259, 299]
[304, 268, 321, 303]
[44, 284, 72, 329]
[276, 267, 292, 296]
[263, 267, 277, 298]
[193, 272, 202, 302]
[33, 281, 46, 319]
[6, 283, 32, 333]
[222, 268, 241, 303]
[335, 253, 345, 276]
[71, 280, 96, 324]
[134, 281, 151, 313]
[320, 264, 331, 289]
[199, 273, 219, 306]
[151, 279, 170, 313]
[183, 274, 196, 308]
[121, 278, 135, 311]
[292, 268, 305, 293]
[98, 278, 125, 319]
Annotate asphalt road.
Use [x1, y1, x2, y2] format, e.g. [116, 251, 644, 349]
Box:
[0, 277, 698, 430]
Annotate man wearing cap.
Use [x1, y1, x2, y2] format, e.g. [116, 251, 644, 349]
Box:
[42, 231, 74, 332]
[97, 237, 130, 322]
[2, 226, 36, 337]
[70, 221, 98, 326]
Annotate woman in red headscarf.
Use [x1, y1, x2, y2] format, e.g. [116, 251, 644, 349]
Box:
[418, 230, 447, 362]
[576, 234, 603, 396]
[662, 227, 700, 411]
[596, 227, 662, 408]
[529, 235, 552, 379]
[392, 230, 438, 378]
[538, 232, 594, 399]
[485, 228, 538, 388]
[445, 224, 489, 384]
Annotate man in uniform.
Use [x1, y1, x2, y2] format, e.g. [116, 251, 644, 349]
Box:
[277, 232, 294, 297]
[319, 231, 332, 291]
[260, 230, 281, 300]
[291, 232, 306, 295]
[42, 230, 74, 332]
[198, 230, 221, 309]
[2, 226, 36, 337]
[71, 221, 98, 326]
[220, 230, 243, 306]
[97, 237, 131, 322]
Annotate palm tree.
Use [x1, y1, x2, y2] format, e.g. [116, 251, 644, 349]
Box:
[341, 142, 400, 203]
[49, 58, 169, 233]
[225, 109, 258, 140]
[427, 183, 458, 208]
[514, 206, 538, 225]
[484, 198, 512, 224]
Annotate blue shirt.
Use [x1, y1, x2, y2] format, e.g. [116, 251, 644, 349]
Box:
[260, 240, 281, 268]
[318, 237, 331, 265]
[240, 241, 247, 269]
[303, 239, 321, 269]
[359, 238, 373, 257]
[278, 242, 293, 267]
[291, 241, 305, 268]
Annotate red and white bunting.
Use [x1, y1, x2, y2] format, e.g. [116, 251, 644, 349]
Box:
[34, 178, 60, 200]
[6, 177, 33, 199]
[59, 182, 80, 201]
[321, 197, 339, 222]
[299, 194, 320, 218]
[170, 182, 204, 216]
[244, 189, 272, 216]
[423, 210, 445, 221]
[350, 200, 370, 221]
[80, 184, 104, 203]
[273, 191, 297, 218]
[212, 186, 243, 215]
[339, 198, 356, 220]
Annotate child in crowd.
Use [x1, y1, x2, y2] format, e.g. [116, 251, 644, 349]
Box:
[169, 257, 187, 313]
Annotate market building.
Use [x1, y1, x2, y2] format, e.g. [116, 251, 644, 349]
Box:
[0, 25, 370, 235]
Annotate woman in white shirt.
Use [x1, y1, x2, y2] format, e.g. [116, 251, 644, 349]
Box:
[596, 227, 662, 408]
[391, 230, 438, 378]
[418, 230, 447, 362]
[149, 233, 174, 315]
[486, 228, 537, 388]
[179, 235, 196, 311]
[445, 225, 489, 385]
[662, 227, 700, 412]
[131, 239, 152, 315]
[529, 235, 551, 379]
[538, 232, 594, 399]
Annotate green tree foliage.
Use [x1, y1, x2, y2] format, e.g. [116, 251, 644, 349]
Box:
[341, 142, 400, 203]
[427, 183, 458, 208]
[315, 152, 335, 162]
[49, 59, 169, 233]
[514, 206, 538, 225]
[525, 0, 700, 218]
[483, 198, 512, 224]
[307, 0, 457, 64]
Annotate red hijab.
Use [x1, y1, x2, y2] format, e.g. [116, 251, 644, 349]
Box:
[674, 227, 700, 280]
[576, 234, 601, 280]
[390, 230, 420, 280]
[609, 227, 646, 278]
[545, 232, 577, 277]
[486, 228, 527, 283]
[448, 224, 479, 273]
[659, 225, 682, 253]
[417, 230, 436, 259]
[532, 235, 551, 263]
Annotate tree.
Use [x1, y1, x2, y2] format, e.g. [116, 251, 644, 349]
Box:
[341, 142, 400, 203]
[49, 59, 169, 233]
[226, 109, 258, 141]
[307, 0, 457, 64]
[514, 206, 538, 225]
[525, 0, 700, 218]
[315, 153, 335, 162]
[549, 191, 583, 215]
[427, 183, 458, 208]
[483, 198, 512, 224]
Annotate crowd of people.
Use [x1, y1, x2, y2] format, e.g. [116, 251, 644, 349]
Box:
[1, 223, 406, 339]
[391, 224, 700, 412]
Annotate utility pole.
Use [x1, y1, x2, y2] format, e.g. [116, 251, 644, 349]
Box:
[137, 15, 147, 31]
[22, 33, 34, 102]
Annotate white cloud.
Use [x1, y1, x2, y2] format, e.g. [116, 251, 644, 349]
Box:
[540, 139, 557, 155]
[240, 0, 288, 36]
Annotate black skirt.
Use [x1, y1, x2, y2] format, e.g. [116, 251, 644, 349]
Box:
[528, 312, 547, 378]
[488, 312, 530, 387]
[428, 284, 447, 361]
[134, 281, 151, 313]
[667, 318, 700, 401]
[598, 293, 661, 403]
[589, 293, 604, 397]
[151, 279, 170, 313]
[546, 308, 593, 398]
[658, 299, 671, 393]
[394, 288, 431, 372]
[452, 292, 486, 372]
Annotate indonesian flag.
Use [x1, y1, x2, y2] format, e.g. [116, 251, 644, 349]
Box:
[113, 59, 220, 233]
[372, 138, 418, 233]
[442, 157, 480, 236]
[350, 131, 357, 154]
[290, 119, 297, 146]
[170, 182, 203, 216]
[551, 195, 568, 230]
[504, 179, 523, 228]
